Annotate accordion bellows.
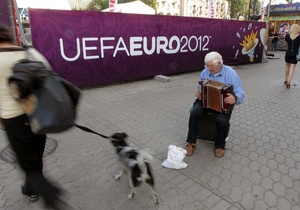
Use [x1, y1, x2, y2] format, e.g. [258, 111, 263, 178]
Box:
[199, 79, 235, 114]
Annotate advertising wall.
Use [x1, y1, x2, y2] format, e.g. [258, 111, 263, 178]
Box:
[29, 9, 266, 88]
[0, 0, 12, 27]
[267, 3, 300, 38]
[0, 0, 20, 45]
[267, 3, 300, 14]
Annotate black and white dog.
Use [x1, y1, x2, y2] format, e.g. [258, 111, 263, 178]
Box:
[109, 133, 159, 204]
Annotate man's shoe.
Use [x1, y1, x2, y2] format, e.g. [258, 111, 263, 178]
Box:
[215, 148, 225, 158]
[185, 143, 196, 156]
[28, 194, 39, 202]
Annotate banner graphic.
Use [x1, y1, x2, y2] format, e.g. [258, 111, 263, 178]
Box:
[0, 0, 12, 27]
[109, 0, 118, 12]
[259, 0, 265, 22]
[29, 9, 265, 87]
[209, 0, 216, 18]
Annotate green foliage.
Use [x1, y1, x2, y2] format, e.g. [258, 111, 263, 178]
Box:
[249, 0, 261, 15]
[72, 7, 85, 10]
[86, 0, 108, 11]
[228, 0, 263, 20]
[86, 0, 156, 11]
[229, 0, 246, 19]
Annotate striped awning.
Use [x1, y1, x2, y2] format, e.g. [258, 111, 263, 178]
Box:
[270, 15, 300, 20]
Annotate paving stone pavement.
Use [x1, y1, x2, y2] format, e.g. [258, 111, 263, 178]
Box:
[1, 51, 300, 210]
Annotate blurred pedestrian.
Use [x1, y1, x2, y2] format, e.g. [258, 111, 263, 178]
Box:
[0, 23, 68, 209]
[284, 24, 300, 89]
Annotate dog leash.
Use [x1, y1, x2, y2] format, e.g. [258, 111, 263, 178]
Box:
[75, 124, 109, 139]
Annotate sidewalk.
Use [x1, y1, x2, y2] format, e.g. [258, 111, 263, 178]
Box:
[1, 51, 300, 210]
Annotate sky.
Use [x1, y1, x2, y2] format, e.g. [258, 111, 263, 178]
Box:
[16, 0, 71, 10]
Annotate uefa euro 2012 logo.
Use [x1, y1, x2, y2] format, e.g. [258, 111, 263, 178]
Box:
[240, 30, 258, 62]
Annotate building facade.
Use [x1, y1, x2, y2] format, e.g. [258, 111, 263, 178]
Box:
[69, 0, 230, 19]
[266, 3, 300, 51]
[267, 3, 300, 37]
[156, 0, 230, 19]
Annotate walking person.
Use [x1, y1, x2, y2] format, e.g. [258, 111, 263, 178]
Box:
[185, 51, 244, 158]
[271, 32, 278, 52]
[284, 24, 300, 89]
[0, 23, 68, 209]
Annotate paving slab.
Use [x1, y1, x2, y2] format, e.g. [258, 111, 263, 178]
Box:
[1, 51, 300, 210]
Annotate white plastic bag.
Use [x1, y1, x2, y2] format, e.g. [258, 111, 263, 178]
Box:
[162, 145, 188, 169]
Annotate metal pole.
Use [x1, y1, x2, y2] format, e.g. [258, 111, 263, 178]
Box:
[180, 0, 184, 16]
[266, 0, 272, 44]
[248, 0, 252, 20]
[7, 0, 19, 45]
[262, 0, 272, 62]
[12, 0, 27, 46]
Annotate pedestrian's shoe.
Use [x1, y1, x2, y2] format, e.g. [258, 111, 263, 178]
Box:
[215, 148, 225, 158]
[28, 194, 39, 202]
[185, 143, 196, 156]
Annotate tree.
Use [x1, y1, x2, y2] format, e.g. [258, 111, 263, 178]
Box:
[228, 0, 263, 20]
[228, 0, 247, 19]
[86, 0, 108, 11]
[86, 0, 156, 11]
[248, 0, 261, 20]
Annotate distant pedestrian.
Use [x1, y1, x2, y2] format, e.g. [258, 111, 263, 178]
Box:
[271, 32, 278, 52]
[0, 23, 68, 209]
[284, 24, 300, 89]
[185, 52, 244, 158]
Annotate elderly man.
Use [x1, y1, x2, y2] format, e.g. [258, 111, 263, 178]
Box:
[185, 51, 244, 158]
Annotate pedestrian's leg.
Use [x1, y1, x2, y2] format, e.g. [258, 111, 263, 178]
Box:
[214, 113, 231, 149]
[187, 100, 205, 143]
[286, 63, 296, 89]
[287, 63, 296, 83]
[2, 115, 46, 195]
[23, 134, 46, 196]
[185, 100, 205, 156]
[2, 115, 65, 209]
[285, 62, 290, 82]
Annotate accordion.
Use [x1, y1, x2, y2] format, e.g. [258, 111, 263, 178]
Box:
[199, 79, 235, 114]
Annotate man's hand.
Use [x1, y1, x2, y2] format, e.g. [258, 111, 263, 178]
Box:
[195, 90, 201, 100]
[224, 93, 236, 104]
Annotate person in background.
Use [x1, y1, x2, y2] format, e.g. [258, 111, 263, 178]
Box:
[185, 52, 244, 158]
[284, 24, 300, 89]
[271, 32, 279, 52]
[0, 23, 68, 209]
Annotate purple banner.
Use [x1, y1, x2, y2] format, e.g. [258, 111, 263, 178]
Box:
[0, 0, 12, 27]
[29, 9, 265, 87]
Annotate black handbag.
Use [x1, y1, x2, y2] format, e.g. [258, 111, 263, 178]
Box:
[297, 47, 300, 61]
[26, 72, 80, 134]
[6, 48, 81, 134]
[2, 47, 117, 137]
